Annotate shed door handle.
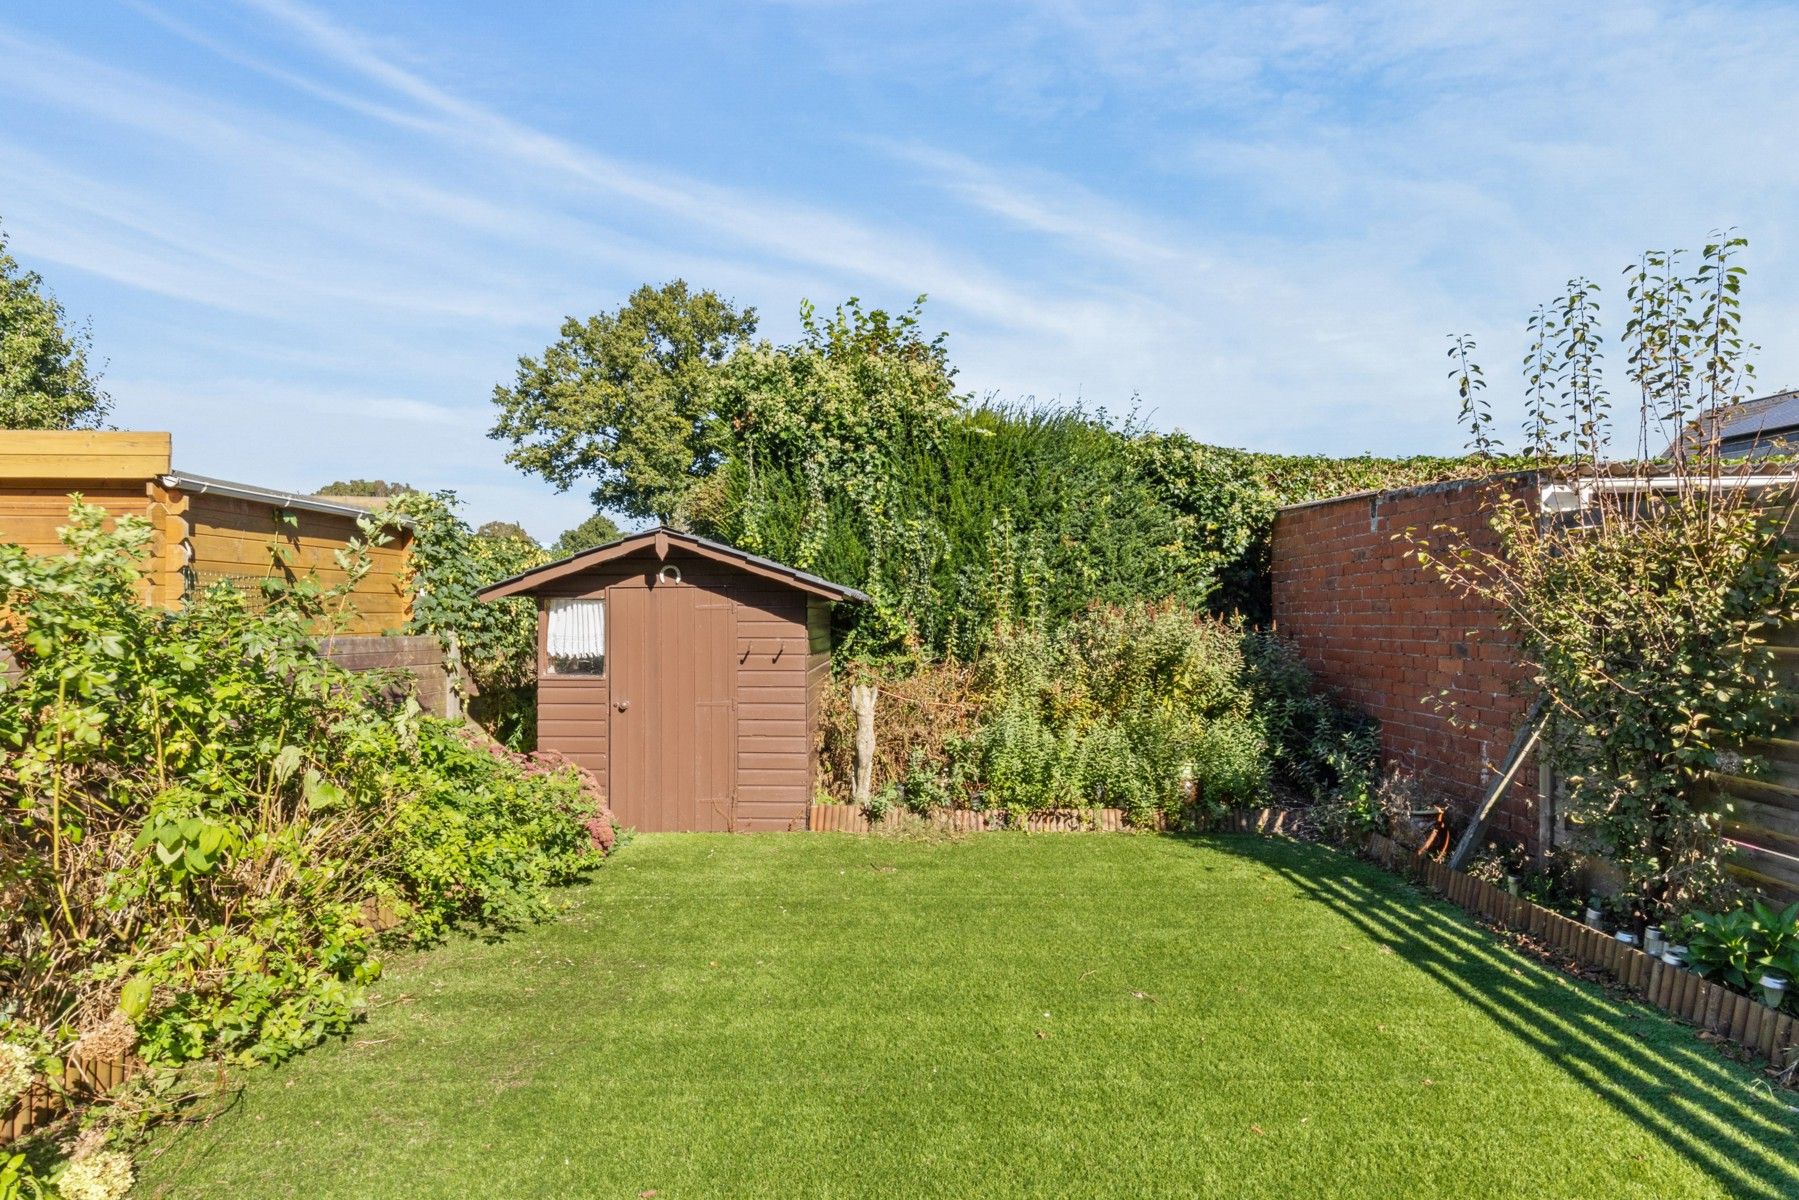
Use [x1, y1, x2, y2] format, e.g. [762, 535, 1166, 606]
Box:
[615, 699, 630, 711]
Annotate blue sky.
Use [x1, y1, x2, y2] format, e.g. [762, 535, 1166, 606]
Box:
[3, 1, 1797, 539]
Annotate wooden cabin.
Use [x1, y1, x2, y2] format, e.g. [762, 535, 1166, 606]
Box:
[479, 528, 866, 832]
[0, 431, 412, 634]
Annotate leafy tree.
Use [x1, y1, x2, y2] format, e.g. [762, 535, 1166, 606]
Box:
[551, 511, 623, 556]
[314, 479, 416, 497]
[476, 520, 537, 545]
[490, 280, 757, 524]
[1414, 234, 1795, 920]
[695, 297, 963, 650]
[0, 220, 110, 429]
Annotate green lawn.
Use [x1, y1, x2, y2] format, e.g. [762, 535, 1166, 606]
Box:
[138, 833, 1799, 1199]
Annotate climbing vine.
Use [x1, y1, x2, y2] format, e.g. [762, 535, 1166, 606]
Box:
[386, 490, 548, 746]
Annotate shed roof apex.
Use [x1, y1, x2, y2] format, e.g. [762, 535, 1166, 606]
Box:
[476, 525, 870, 603]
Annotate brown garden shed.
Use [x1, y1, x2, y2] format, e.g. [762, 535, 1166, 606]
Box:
[478, 527, 866, 833]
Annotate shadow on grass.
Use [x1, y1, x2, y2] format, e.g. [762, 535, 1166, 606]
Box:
[1187, 834, 1799, 1200]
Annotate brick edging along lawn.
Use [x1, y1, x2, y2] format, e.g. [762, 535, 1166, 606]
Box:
[1365, 831, 1799, 1079]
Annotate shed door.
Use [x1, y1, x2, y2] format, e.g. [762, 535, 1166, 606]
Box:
[607, 580, 737, 832]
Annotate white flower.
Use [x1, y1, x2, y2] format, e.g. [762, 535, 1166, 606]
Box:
[0, 1042, 35, 1107]
[57, 1149, 135, 1200]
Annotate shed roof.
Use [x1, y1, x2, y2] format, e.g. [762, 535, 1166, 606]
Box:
[476, 526, 870, 603]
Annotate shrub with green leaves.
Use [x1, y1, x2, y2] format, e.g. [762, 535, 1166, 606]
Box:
[0, 504, 604, 1180]
[972, 602, 1265, 820]
[1681, 900, 1799, 1012]
[1240, 632, 1378, 804]
[822, 601, 1373, 822]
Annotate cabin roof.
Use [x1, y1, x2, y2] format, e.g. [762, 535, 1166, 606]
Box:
[162, 471, 415, 527]
[476, 525, 870, 603]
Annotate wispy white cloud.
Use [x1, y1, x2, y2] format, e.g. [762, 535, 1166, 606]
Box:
[823, 0, 1799, 438]
[5, 0, 1797, 531]
[228, 0, 1112, 339]
[0, 24, 863, 354]
[0, 151, 547, 327]
[217, 0, 1475, 453]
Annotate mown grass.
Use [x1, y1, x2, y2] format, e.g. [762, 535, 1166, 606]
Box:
[138, 833, 1799, 1198]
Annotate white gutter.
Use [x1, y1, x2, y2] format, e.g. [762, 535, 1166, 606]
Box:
[1539, 474, 1799, 513]
[161, 471, 415, 528]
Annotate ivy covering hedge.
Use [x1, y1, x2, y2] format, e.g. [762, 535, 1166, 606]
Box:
[494, 291, 1513, 651]
[385, 489, 549, 747]
[683, 303, 1515, 651]
[0, 506, 607, 1193]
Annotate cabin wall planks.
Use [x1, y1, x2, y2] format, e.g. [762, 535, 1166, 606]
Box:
[0, 431, 412, 635]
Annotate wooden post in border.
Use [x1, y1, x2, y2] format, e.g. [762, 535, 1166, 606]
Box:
[850, 683, 878, 809]
[1449, 696, 1548, 871]
[444, 629, 465, 721]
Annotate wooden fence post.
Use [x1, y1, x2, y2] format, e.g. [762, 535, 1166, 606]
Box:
[850, 683, 878, 808]
[444, 629, 465, 721]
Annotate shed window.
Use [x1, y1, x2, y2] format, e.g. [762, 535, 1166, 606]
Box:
[546, 597, 605, 676]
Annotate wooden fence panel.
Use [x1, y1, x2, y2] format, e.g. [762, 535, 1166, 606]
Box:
[318, 635, 453, 717]
[0, 1052, 135, 1145]
[1709, 628, 1799, 903]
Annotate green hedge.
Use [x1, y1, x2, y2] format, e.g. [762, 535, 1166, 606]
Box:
[701, 403, 1515, 652]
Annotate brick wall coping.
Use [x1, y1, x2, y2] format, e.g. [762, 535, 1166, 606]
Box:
[1274, 469, 1540, 515]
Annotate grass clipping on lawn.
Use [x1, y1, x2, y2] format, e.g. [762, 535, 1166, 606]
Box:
[139, 834, 1799, 1200]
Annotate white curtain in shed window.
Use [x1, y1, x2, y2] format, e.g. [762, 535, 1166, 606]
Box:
[547, 597, 605, 660]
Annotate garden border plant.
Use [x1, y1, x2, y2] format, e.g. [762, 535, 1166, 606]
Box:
[1363, 831, 1799, 1085]
[0, 504, 610, 1199]
[813, 600, 1378, 828]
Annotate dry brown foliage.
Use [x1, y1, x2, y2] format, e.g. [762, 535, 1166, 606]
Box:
[815, 661, 983, 802]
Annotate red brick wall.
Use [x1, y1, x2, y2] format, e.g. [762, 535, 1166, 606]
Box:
[1271, 476, 1543, 848]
